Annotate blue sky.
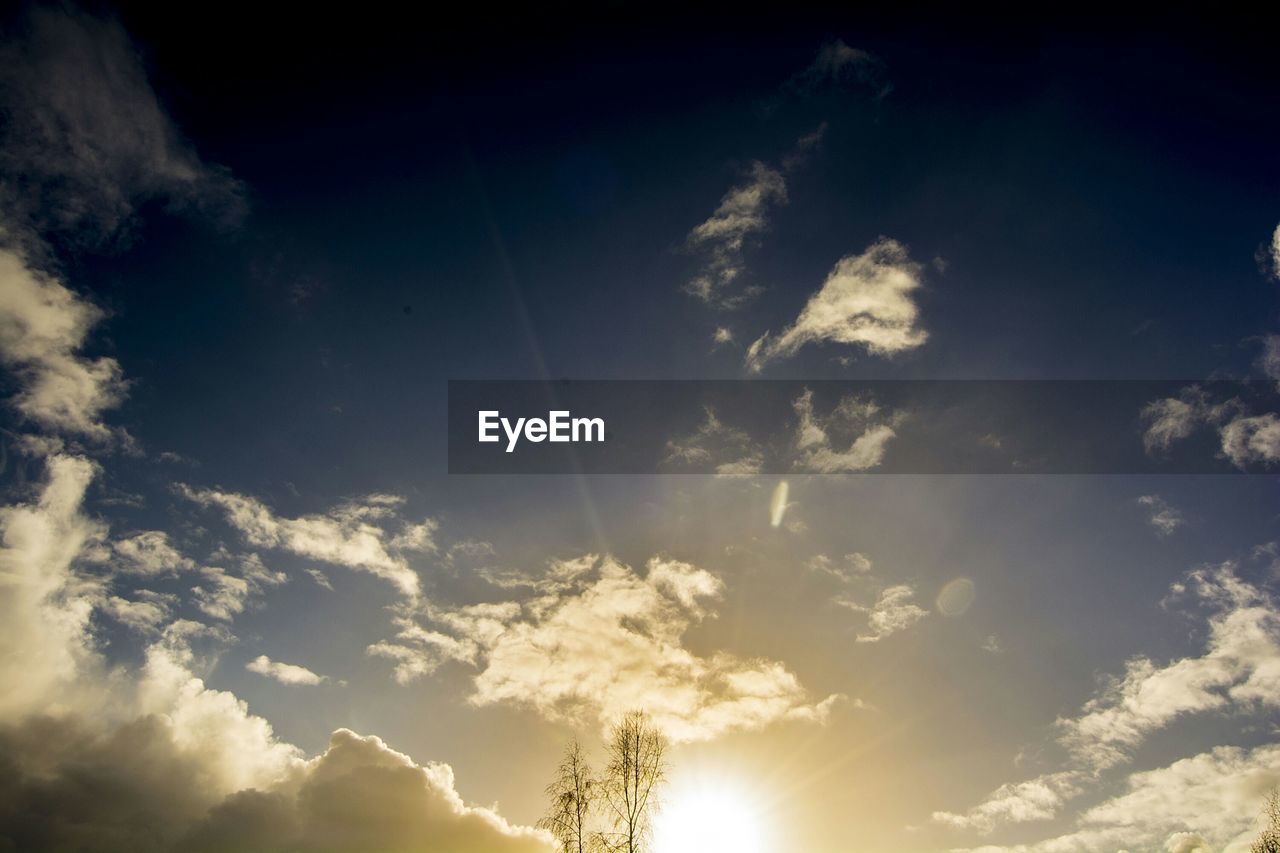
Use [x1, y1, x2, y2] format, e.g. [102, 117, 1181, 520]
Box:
[1, 4, 1279, 851]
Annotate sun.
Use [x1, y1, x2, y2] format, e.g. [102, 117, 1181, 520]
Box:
[652, 785, 768, 853]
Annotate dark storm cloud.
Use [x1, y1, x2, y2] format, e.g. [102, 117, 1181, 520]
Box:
[0, 5, 245, 257]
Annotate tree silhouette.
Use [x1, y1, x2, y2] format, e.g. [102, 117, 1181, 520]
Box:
[599, 710, 667, 853]
[538, 738, 600, 853]
[1253, 788, 1280, 853]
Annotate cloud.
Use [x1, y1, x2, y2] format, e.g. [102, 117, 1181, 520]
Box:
[933, 772, 1087, 834]
[936, 561, 1280, 836]
[684, 162, 787, 309]
[370, 555, 841, 742]
[954, 745, 1280, 852]
[107, 530, 196, 575]
[838, 584, 929, 643]
[1259, 336, 1280, 380]
[1141, 387, 1280, 469]
[183, 729, 552, 853]
[746, 238, 928, 371]
[663, 406, 763, 475]
[807, 552, 873, 583]
[1138, 494, 1185, 536]
[246, 655, 327, 686]
[788, 40, 890, 99]
[684, 127, 825, 310]
[1220, 413, 1280, 468]
[100, 590, 177, 634]
[179, 487, 423, 597]
[0, 452, 106, 720]
[186, 552, 286, 622]
[791, 387, 902, 472]
[0, 5, 244, 255]
[0, 250, 128, 439]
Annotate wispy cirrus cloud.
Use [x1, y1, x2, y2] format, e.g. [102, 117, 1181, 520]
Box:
[0, 5, 244, 256]
[684, 126, 825, 311]
[746, 238, 929, 371]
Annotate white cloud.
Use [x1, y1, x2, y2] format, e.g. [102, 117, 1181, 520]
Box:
[685, 162, 786, 308]
[955, 745, 1280, 853]
[1138, 494, 1185, 536]
[663, 406, 763, 475]
[190, 553, 286, 622]
[246, 655, 326, 686]
[838, 584, 929, 643]
[937, 561, 1280, 836]
[108, 530, 196, 575]
[807, 552, 873, 582]
[747, 238, 928, 371]
[1141, 387, 1280, 469]
[1220, 413, 1280, 468]
[0, 251, 127, 439]
[1270, 223, 1280, 280]
[791, 388, 902, 472]
[684, 127, 826, 310]
[370, 555, 841, 742]
[0, 453, 106, 719]
[179, 487, 423, 597]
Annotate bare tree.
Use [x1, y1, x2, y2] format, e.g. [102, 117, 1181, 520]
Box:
[1253, 787, 1280, 853]
[599, 710, 667, 853]
[538, 739, 600, 853]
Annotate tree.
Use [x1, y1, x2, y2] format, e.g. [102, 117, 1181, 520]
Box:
[599, 710, 667, 853]
[538, 738, 599, 853]
[1253, 787, 1280, 853]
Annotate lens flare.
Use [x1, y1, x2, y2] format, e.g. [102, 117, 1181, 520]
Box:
[769, 480, 789, 528]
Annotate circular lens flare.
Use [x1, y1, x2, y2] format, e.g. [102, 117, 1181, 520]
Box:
[937, 577, 976, 616]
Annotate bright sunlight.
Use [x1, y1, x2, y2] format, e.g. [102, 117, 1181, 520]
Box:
[652, 785, 768, 853]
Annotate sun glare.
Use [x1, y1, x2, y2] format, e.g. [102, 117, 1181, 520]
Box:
[653, 786, 768, 853]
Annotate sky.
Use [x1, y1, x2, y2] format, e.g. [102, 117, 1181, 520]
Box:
[1, 4, 1280, 851]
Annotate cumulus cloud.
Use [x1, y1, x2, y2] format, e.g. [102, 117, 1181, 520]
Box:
[0, 715, 551, 853]
[0, 456, 545, 851]
[684, 126, 825, 310]
[1138, 494, 1185, 537]
[246, 655, 327, 686]
[0, 251, 128, 439]
[179, 487, 424, 597]
[0, 452, 106, 719]
[936, 561, 1280, 837]
[746, 238, 928, 371]
[0, 5, 244, 254]
[370, 555, 841, 742]
[791, 387, 902, 472]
